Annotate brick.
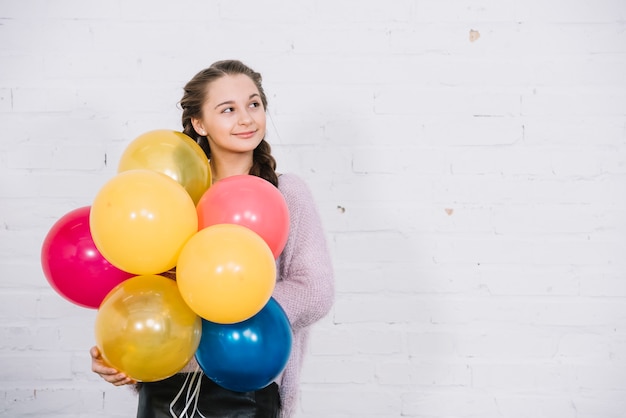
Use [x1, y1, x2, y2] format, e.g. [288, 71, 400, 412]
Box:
[471, 363, 578, 391]
[334, 230, 431, 264]
[476, 264, 581, 296]
[0, 171, 110, 199]
[518, 23, 626, 55]
[521, 0, 626, 23]
[523, 115, 625, 146]
[308, 324, 404, 356]
[492, 204, 607, 234]
[377, 361, 472, 387]
[218, 1, 313, 23]
[300, 388, 399, 415]
[401, 389, 499, 416]
[1, 354, 72, 381]
[328, 174, 433, 204]
[302, 358, 375, 384]
[491, 394, 578, 418]
[0, 88, 11, 111]
[421, 116, 521, 146]
[375, 86, 521, 117]
[291, 27, 392, 55]
[335, 261, 485, 295]
[6, 142, 106, 170]
[313, 0, 413, 23]
[0, 386, 105, 416]
[571, 392, 626, 418]
[413, 0, 521, 23]
[578, 266, 626, 297]
[448, 146, 553, 176]
[0, 53, 46, 83]
[431, 175, 624, 205]
[102, 386, 138, 415]
[0, 291, 40, 320]
[352, 147, 448, 175]
[334, 294, 431, 324]
[43, 0, 121, 19]
[522, 87, 626, 117]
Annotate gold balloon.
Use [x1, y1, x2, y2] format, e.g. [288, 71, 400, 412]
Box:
[90, 169, 198, 275]
[118, 130, 211, 204]
[177, 224, 276, 324]
[95, 275, 202, 382]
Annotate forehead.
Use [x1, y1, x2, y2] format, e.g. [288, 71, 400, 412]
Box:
[205, 74, 259, 103]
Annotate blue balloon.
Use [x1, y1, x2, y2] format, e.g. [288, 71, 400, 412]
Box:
[195, 297, 292, 392]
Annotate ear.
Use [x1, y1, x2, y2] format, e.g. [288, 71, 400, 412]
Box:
[191, 118, 207, 136]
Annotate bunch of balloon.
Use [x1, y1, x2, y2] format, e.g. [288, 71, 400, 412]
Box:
[40, 129, 211, 382]
[177, 174, 293, 391]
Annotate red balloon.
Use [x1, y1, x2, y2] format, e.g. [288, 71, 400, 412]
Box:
[196, 175, 289, 259]
[41, 206, 134, 309]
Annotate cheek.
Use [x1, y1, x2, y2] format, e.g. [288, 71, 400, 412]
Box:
[207, 119, 230, 135]
[256, 114, 267, 129]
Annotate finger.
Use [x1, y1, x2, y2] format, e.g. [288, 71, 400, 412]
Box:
[107, 373, 135, 385]
[91, 356, 118, 375]
[113, 376, 137, 386]
[90, 345, 136, 385]
[90, 346, 101, 359]
[93, 364, 119, 375]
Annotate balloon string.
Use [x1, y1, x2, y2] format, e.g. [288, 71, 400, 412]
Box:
[190, 369, 207, 418]
[169, 367, 206, 418]
[169, 372, 192, 417]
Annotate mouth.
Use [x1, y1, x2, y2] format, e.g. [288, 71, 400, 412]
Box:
[233, 130, 257, 139]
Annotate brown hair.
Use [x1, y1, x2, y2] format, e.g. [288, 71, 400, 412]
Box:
[180, 60, 278, 186]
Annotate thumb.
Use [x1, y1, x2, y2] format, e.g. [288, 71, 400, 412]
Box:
[90, 346, 102, 359]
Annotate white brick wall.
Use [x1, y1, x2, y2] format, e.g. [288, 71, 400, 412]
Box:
[1, 0, 625, 416]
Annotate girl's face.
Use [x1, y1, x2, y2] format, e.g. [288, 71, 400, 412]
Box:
[191, 74, 266, 158]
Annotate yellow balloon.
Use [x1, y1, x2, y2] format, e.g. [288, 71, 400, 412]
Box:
[95, 275, 202, 382]
[90, 169, 198, 275]
[177, 224, 276, 324]
[118, 130, 211, 204]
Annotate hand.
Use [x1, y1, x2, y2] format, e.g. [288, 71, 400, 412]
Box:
[90, 346, 136, 386]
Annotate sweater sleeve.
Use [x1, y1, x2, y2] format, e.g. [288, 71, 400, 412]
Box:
[272, 174, 335, 331]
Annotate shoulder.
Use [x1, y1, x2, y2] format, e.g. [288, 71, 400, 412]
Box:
[277, 173, 312, 199]
[276, 173, 318, 219]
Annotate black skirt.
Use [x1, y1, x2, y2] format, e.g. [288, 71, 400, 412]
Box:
[136, 372, 281, 418]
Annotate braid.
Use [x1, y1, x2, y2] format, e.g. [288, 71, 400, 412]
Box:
[251, 140, 278, 187]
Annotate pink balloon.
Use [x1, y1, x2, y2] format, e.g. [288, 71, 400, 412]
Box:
[41, 206, 134, 309]
[197, 175, 289, 259]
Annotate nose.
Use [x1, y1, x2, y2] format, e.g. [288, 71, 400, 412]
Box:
[238, 109, 253, 125]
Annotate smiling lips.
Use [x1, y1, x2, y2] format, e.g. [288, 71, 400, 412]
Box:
[233, 130, 257, 139]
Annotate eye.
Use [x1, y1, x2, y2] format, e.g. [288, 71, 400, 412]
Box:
[221, 107, 234, 113]
[250, 101, 261, 109]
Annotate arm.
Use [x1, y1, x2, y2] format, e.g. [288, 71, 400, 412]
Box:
[271, 175, 335, 330]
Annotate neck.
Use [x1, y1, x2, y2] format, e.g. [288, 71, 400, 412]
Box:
[210, 153, 253, 184]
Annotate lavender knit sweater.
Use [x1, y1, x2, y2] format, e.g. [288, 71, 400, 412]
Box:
[179, 173, 335, 417]
[271, 173, 335, 417]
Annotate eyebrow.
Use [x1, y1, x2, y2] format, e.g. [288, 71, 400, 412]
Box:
[214, 93, 261, 109]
